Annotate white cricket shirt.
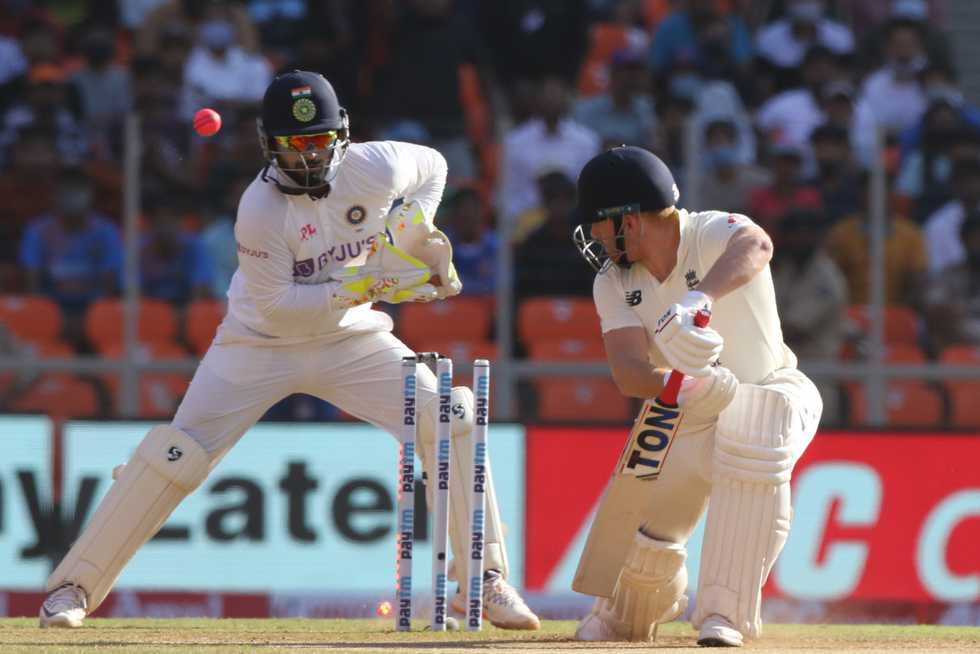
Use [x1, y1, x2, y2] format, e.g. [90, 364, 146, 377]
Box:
[593, 209, 796, 384]
[220, 140, 447, 344]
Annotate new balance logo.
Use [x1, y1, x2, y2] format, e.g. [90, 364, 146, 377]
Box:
[625, 290, 642, 307]
[167, 447, 183, 462]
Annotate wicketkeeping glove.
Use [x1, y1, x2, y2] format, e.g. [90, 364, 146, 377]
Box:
[331, 239, 438, 309]
[386, 200, 462, 299]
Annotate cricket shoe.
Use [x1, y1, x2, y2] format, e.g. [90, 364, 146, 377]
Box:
[697, 614, 744, 647]
[39, 583, 87, 628]
[450, 570, 541, 630]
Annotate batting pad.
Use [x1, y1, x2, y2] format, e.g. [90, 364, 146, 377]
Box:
[419, 386, 509, 585]
[592, 532, 688, 641]
[692, 384, 796, 639]
[47, 425, 210, 613]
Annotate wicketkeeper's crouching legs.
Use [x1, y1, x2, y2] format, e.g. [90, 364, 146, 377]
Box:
[416, 385, 539, 629]
[42, 425, 210, 625]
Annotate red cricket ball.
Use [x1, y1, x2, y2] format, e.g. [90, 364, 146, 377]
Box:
[193, 108, 222, 137]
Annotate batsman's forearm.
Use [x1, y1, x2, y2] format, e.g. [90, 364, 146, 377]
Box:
[697, 226, 773, 301]
[611, 359, 671, 399]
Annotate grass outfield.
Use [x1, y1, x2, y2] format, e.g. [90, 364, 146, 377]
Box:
[0, 619, 978, 653]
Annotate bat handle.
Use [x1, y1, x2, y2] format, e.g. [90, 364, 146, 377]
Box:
[658, 309, 711, 405]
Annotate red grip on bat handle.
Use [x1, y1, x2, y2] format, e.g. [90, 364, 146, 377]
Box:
[659, 309, 711, 405]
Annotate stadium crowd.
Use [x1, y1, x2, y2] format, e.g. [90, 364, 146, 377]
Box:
[0, 0, 977, 427]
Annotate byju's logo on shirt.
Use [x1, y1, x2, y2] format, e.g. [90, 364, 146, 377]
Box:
[625, 290, 642, 307]
[293, 234, 379, 278]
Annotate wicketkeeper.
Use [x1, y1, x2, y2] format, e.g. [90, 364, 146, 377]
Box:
[39, 70, 539, 631]
[570, 146, 822, 647]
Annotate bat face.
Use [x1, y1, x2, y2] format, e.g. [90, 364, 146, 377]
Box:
[619, 397, 683, 480]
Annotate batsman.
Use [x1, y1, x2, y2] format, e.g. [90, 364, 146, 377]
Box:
[38, 70, 538, 630]
[570, 146, 822, 647]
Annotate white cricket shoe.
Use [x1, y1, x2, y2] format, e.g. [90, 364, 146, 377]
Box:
[450, 570, 541, 630]
[574, 611, 624, 641]
[697, 614, 743, 647]
[39, 583, 87, 628]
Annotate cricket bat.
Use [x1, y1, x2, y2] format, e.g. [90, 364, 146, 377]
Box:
[572, 311, 710, 597]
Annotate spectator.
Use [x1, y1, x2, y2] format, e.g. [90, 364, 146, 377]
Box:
[572, 48, 657, 150]
[924, 210, 980, 350]
[70, 28, 130, 154]
[137, 0, 259, 56]
[826, 175, 928, 306]
[854, 19, 930, 159]
[648, 0, 753, 79]
[689, 118, 770, 213]
[748, 145, 822, 237]
[19, 168, 122, 321]
[182, 17, 272, 119]
[140, 194, 214, 306]
[924, 158, 980, 274]
[756, 46, 840, 152]
[689, 79, 757, 166]
[771, 209, 848, 423]
[497, 76, 600, 225]
[651, 90, 694, 177]
[1, 64, 88, 166]
[755, 0, 854, 71]
[0, 128, 60, 270]
[857, 0, 952, 75]
[515, 171, 594, 297]
[810, 124, 862, 223]
[248, 0, 308, 54]
[200, 174, 250, 299]
[479, 0, 589, 92]
[899, 63, 980, 156]
[438, 186, 497, 296]
[371, 0, 493, 181]
[133, 58, 197, 196]
[576, 0, 652, 97]
[0, 33, 27, 110]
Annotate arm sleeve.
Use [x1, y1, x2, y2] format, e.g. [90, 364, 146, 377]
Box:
[234, 194, 341, 324]
[695, 211, 756, 267]
[388, 141, 448, 223]
[593, 269, 643, 334]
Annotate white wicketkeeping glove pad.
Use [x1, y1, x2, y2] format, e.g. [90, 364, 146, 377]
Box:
[386, 200, 462, 299]
[331, 239, 437, 309]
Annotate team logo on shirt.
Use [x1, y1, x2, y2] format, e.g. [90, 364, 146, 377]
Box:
[685, 269, 700, 290]
[346, 205, 367, 225]
[300, 224, 317, 241]
[625, 290, 642, 307]
[294, 258, 315, 277]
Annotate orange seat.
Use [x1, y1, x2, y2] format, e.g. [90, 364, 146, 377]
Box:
[9, 374, 100, 418]
[845, 305, 920, 346]
[529, 338, 606, 361]
[186, 298, 226, 355]
[518, 297, 601, 346]
[846, 381, 944, 427]
[0, 295, 63, 344]
[940, 346, 980, 427]
[85, 298, 179, 351]
[0, 339, 76, 397]
[101, 341, 191, 418]
[413, 339, 498, 363]
[398, 296, 493, 347]
[536, 377, 632, 423]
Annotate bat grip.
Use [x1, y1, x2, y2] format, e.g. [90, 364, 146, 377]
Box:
[658, 310, 711, 405]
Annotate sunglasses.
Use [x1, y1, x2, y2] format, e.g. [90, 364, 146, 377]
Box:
[273, 131, 340, 152]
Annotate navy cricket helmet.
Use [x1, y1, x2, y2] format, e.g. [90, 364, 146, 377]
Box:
[572, 146, 679, 272]
[258, 70, 350, 192]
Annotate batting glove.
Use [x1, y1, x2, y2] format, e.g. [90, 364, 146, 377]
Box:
[675, 366, 738, 421]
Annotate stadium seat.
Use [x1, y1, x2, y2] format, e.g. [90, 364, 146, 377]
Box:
[0, 295, 63, 344]
[845, 305, 921, 346]
[398, 296, 493, 346]
[101, 341, 191, 418]
[536, 377, 633, 423]
[529, 338, 606, 361]
[518, 297, 602, 346]
[846, 381, 944, 427]
[413, 339, 498, 363]
[85, 298, 179, 352]
[0, 340, 77, 398]
[940, 346, 980, 428]
[186, 298, 227, 355]
[9, 374, 100, 418]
